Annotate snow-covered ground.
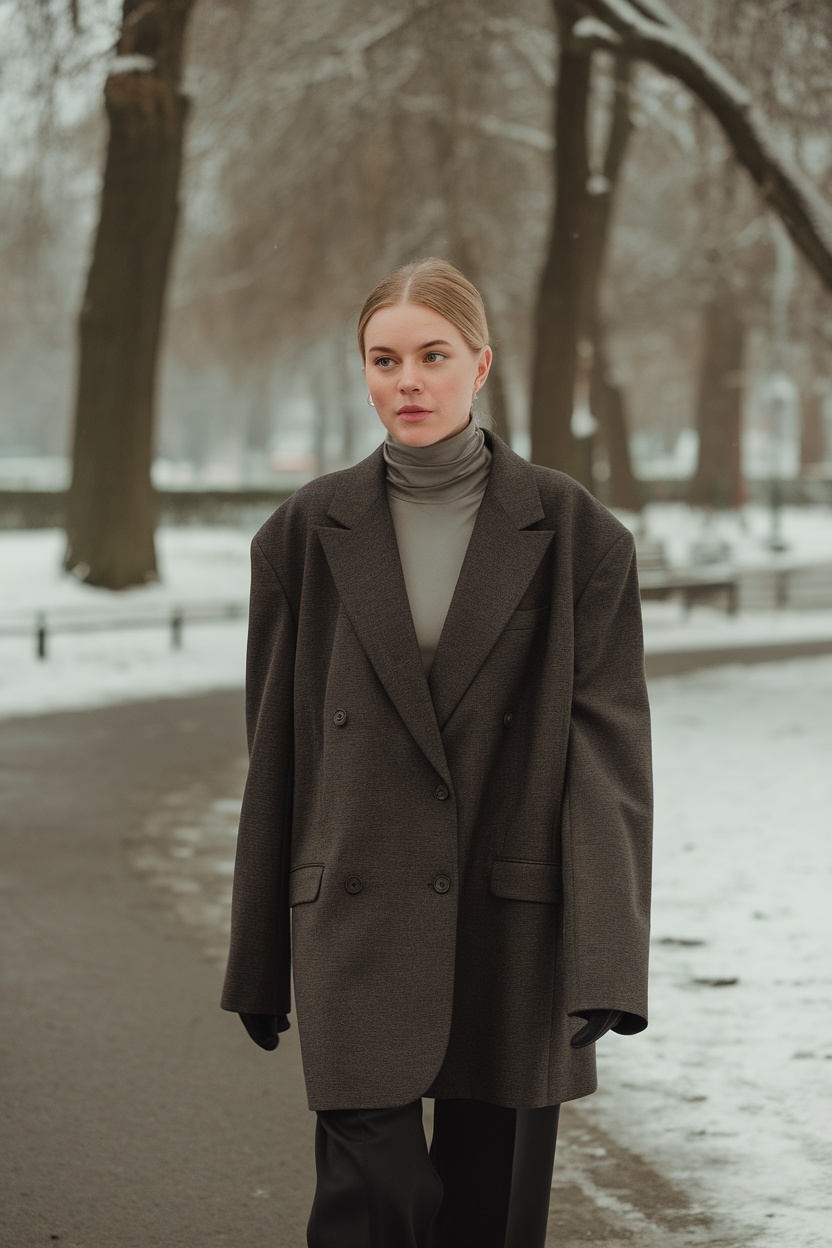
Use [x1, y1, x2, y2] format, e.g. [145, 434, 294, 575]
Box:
[587, 656, 832, 1246]
[1, 512, 832, 719]
[617, 500, 832, 570]
[641, 599, 832, 654]
[0, 527, 251, 718]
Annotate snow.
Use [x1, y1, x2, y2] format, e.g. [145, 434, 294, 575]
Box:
[616, 501, 832, 570]
[573, 16, 622, 46]
[642, 600, 832, 655]
[110, 54, 156, 76]
[586, 656, 832, 1246]
[0, 527, 250, 719]
[1, 510, 832, 720]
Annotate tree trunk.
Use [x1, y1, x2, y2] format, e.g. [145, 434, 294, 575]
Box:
[483, 356, 512, 444]
[341, 338, 357, 466]
[690, 294, 746, 509]
[590, 327, 643, 511]
[64, 0, 194, 589]
[246, 368, 272, 455]
[530, 2, 595, 483]
[585, 54, 642, 510]
[312, 357, 330, 476]
[800, 386, 826, 470]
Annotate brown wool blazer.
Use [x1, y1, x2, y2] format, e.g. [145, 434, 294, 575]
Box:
[221, 427, 653, 1112]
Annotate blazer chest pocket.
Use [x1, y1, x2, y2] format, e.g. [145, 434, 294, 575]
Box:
[502, 605, 549, 632]
[490, 858, 561, 904]
[289, 863, 324, 906]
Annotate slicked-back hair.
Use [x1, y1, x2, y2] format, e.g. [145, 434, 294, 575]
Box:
[357, 257, 490, 360]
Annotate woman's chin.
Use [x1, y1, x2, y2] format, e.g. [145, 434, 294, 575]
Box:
[389, 412, 471, 445]
[389, 417, 437, 444]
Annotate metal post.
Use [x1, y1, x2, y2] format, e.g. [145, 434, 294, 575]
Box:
[36, 613, 47, 660]
[171, 609, 183, 649]
[768, 474, 788, 553]
[775, 569, 789, 609]
[728, 582, 739, 615]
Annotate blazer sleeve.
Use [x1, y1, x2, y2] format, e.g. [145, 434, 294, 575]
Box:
[561, 530, 653, 1034]
[220, 536, 296, 1017]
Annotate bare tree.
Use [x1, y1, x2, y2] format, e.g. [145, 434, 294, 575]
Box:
[167, 1, 555, 451]
[576, 0, 832, 287]
[64, 0, 195, 589]
[529, 0, 832, 482]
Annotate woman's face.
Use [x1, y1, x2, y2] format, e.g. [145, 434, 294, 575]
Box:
[363, 302, 492, 446]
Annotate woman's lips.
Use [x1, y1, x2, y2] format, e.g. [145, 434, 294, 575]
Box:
[398, 408, 430, 421]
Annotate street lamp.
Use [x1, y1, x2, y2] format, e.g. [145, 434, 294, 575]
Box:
[763, 371, 798, 553]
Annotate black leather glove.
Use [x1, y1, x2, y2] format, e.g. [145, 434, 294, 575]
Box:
[239, 1012, 291, 1051]
[570, 1009, 623, 1049]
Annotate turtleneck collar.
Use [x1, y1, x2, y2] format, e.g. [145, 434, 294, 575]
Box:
[383, 415, 492, 504]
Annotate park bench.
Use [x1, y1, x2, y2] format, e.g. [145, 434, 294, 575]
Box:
[636, 539, 738, 615]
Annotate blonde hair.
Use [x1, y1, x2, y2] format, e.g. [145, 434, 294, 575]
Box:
[357, 257, 490, 359]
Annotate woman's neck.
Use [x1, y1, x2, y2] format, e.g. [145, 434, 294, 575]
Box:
[383, 415, 492, 504]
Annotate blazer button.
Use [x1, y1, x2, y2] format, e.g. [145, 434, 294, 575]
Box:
[333, 709, 348, 726]
[434, 783, 450, 801]
[344, 875, 363, 894]
[503, 711, 514, 728]
[433, 875, 451, 894]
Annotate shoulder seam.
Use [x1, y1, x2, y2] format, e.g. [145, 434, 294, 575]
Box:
[574, 530, 633, 611]
[253, 536, 296, 628]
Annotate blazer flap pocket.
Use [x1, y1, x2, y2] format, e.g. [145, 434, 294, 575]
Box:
[503, 605, 549, 631]
[289, 863, 324, 906]
[490, 858, 561, 904]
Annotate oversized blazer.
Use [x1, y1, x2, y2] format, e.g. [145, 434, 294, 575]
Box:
[221, 427, 653, 1112]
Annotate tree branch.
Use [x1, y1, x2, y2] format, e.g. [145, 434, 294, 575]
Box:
[573, 0, 832, 291]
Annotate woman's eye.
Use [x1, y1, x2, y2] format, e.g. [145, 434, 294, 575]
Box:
[425, 351, 446, 363]
[374, 357, 394, 368]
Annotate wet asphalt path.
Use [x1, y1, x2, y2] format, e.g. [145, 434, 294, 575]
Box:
[0, 687, 736, 1247]
[0, 692, 315, 1248]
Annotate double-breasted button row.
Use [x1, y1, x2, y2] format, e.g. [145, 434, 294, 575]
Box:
[345, 875, 451, 896]
[333, 708, 348, 726]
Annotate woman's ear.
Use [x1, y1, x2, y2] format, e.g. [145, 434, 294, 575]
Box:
[475, 346, 493, 392]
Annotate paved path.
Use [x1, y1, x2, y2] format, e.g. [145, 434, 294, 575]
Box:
[1, 691, 728, 1247]
[0, 693, 316, 1247]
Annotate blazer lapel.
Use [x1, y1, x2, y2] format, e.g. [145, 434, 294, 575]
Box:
[316, 449, 452, 787]
[315, 429, 554, 776]
[427, 431, 554, 729]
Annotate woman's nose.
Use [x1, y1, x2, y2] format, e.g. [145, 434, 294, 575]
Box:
[399, 368, 423, 392]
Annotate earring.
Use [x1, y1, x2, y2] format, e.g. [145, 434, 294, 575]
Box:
[367, 394, 375, 407]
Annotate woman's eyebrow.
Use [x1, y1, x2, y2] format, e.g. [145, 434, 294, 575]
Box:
[368, 339, 453, 353]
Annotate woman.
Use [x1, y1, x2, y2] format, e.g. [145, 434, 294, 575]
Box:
[221, 258, 653, 1248]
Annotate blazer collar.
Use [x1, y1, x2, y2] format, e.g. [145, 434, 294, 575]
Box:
[315, 429, 554, 785]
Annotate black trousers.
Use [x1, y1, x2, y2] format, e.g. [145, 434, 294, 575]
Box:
[307, 1097, 560, 1248]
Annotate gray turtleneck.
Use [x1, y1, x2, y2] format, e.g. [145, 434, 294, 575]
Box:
[383, 415, 493, 678]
